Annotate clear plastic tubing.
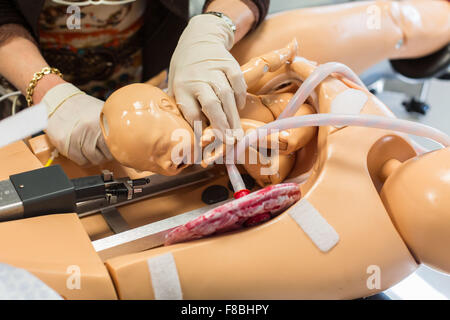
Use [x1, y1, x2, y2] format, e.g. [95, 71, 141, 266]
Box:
[227, 61, 367, 193]
[226, 61, 448, 193]
[277, 62, 366, 119]
[226, 163, 246, 193]
[235, 114, 450, 158]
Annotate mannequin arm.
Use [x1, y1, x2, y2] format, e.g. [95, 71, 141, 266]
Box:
[240, 39, 298, 88]
[232, 0, 450, 74]
[201, 118, 296, 186]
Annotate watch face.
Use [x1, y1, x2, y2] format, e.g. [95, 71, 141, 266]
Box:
[206, 12, 236, 33]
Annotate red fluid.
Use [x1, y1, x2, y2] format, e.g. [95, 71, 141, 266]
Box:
[165, 183, 301, 245]
[244, 212, 271, 227]
[234, 189, 250, 199]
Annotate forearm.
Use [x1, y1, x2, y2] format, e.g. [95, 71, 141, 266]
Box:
[204, 0, 256, 44]
[0, 24, 64, 105]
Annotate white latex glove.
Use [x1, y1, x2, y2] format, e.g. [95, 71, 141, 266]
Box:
[42, 83, 112, 166]
[168, 14, 247, 140]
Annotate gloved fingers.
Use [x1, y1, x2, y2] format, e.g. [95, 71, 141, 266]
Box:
[48, 115, 88, 165]
[97, 133, 114, 162]
[222, 62, 247, 110]
[175, 89, 207, 129]
[66, 136, 89, 167]
[84, 148, 107, 166]
[196, 84, 231, 141]
[167, 66, 176, 96]
[209, 71, 242, 133]
[80, 131, 107, 166]
[46, 115, 71, 159]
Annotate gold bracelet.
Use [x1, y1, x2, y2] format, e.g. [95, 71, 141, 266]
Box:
[26, 67, 63, 107]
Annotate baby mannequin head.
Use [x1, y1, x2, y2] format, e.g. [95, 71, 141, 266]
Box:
[100, 83, 194, 175]
[101, 83, 298, 184]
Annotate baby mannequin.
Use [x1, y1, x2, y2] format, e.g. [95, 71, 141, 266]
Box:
[101, 40, 316, 185]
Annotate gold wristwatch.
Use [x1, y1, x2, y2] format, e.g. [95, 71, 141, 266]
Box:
[204, 11, 237, 34]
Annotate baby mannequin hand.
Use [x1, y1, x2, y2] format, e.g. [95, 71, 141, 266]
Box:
[168, 14, 247, 139]
[42, 83, 113, 166]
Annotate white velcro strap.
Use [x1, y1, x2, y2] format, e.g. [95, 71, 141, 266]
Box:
[330, 88, 368, 128]
[0, 103, 47, 149]
[288, 199, 339, 252]
[0, 263, 62, 299]
[147, 252, 183, 300]
[41, 83, 84, 117]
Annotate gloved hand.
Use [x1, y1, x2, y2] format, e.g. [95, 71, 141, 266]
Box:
[168, 14, 247, 141]
[42, 83, 113, 166]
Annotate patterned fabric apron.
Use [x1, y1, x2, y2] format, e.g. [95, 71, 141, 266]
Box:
[0, 0, 146, 119]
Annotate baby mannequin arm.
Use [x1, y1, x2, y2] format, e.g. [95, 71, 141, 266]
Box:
[240, 39, 298, 88]
[201, 118, 297, 187]
[263, 99, 317, 155]
[239, 92, 317, 155]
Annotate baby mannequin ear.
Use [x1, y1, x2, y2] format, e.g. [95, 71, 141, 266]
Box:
[159, 98, 181, 115]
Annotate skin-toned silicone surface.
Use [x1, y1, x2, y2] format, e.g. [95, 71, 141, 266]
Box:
[0, 141, 117, 300]
[0, 141, 42, 180]
[241, 39, 298, 88]
[243, 146, 296, 186]
[201, 118, 297, 186]
[100, 41, 315, 185]
[104, 57, 424, 300]
[239, 92, 317, 155]
[28, 133, 234, 242]
[101, 84, 194, 176]
[5, 33, 449, 298]
[27, 134, 151, 180]
[231, 0, 450, 74]
[381, 147, 450, 274]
